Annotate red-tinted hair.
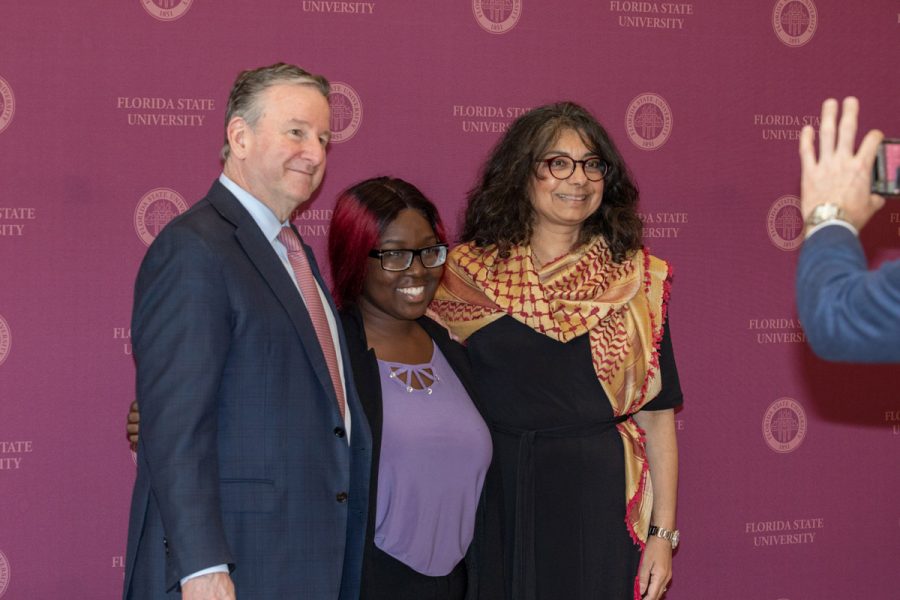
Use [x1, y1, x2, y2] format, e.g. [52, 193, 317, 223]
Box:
[328, 177, 447, 310]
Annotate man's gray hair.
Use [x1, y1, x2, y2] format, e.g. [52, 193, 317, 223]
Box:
[221, 62, 330, 161]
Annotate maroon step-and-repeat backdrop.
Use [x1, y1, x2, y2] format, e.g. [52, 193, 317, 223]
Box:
[1, 1, 898, 598]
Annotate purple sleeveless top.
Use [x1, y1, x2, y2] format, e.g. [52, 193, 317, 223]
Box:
[374, 342, 492, 576]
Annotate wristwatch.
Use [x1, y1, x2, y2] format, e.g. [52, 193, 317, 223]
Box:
[648, 525, 680, 550]
[804, 202, 846, 228]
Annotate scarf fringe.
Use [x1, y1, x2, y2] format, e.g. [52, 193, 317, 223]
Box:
[624, 421, 650, 548]
[632, 550, 646, 600]
[623, 247, 673, 547]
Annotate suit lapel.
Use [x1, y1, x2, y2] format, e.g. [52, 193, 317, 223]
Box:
[206, 182, 340, 412]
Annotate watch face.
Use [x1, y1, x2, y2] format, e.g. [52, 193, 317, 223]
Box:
[817, 205, 837, 219]
[807, 203, 843, 226]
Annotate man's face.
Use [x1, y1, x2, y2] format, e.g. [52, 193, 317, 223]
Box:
[239, 83, 331, 216]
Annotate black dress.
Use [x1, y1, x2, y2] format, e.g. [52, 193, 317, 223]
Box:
[466, 315, 683, 600]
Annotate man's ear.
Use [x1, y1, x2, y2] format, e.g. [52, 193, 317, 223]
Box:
[226, 116, 250, 160]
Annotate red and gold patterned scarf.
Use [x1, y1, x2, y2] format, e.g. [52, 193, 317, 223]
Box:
[430, 236, 671, 545]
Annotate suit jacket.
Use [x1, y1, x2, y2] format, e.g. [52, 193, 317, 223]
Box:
[796, 224, 900, 362]
[339, 308, 504, 600]
[123, 181, 372, 599]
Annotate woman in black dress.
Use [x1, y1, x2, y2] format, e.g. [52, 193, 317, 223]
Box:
[432, 102, 682, 600]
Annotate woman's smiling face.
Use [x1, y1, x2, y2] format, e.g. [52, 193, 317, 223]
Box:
[359, 208, 444, 324]
[530, 128, 604, 234]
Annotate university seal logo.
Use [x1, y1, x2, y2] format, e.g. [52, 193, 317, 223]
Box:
[0, 550, 9, 598]
[767, 195, 803, 251]
[763, 397, 807, 453]
[625, 93, 673, 151]
[141, 0, 192, 21]
[328, 82, 363, 143]
[0, 315, 10, 368]
[472, 0, 522, 34]
[773, 0, 817, 47]
[0, 76, 15, 135]
[134, 188, 188, 247]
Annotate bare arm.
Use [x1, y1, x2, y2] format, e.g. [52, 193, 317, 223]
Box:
[632, 408, 678, 599]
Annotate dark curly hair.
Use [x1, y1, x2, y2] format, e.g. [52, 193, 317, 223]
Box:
[460, 101, 642, 263]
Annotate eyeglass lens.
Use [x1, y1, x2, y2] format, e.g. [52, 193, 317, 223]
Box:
[379, 245, 447, 271]
[546, 156, 607, 181]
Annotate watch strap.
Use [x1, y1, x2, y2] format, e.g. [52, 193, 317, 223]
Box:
[648, 524, 680, 549]
[805, 202, 846, 227]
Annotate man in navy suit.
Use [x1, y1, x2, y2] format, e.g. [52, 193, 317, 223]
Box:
[796, 96, 900, 362]
[123, 63, 372, 599]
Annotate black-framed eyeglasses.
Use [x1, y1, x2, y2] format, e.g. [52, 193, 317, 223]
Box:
[368, 243, 449, 271]
[536, 155, 609, 181]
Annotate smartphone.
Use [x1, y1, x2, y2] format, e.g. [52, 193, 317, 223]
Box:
[872, 138, 900, 196]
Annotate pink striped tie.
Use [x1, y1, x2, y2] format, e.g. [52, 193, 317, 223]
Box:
[277, 226, 346, 419]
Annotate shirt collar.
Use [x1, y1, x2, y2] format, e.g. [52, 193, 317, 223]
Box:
[218, 173, 287, 243]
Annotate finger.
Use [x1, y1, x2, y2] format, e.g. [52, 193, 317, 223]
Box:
[856, 128, 884, 165]
[870, 193, 885, 212]
[638, 567, 650, 595]
[799, 124, 817, 172]
[644, 577, 664, 600]
[818, 98, 839, 159]
[835, 97, 859, 157]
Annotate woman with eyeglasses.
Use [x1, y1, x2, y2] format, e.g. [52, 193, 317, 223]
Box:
[431, 102, 683, 600]
[329, 177, 495, 600]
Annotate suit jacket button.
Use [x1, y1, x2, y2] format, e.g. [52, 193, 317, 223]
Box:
[335, 492, 348, 503]
[333, 427, 346, 438]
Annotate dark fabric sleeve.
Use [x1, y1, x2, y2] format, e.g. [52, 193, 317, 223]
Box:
[132, 223, 234, 586]
[640, 319, 684, 411]
[796, 225, 900, 362]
